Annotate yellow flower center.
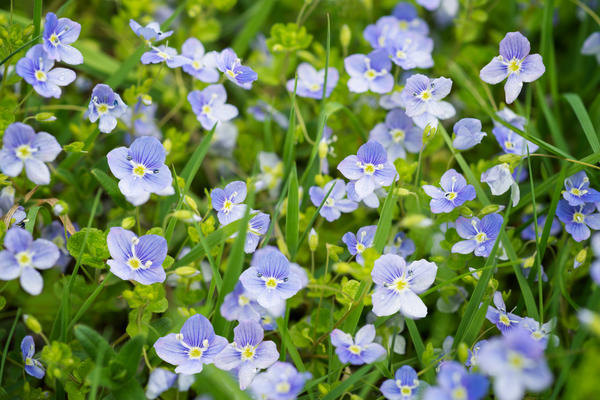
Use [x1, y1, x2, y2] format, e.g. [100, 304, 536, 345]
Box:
[223, 199, 233, 212]
[16, 251, 32, 267]
[356, 243, 365, 253]
[499, 314, 511, 326]
[391, 129, 405, 142]
[265, 277, 278, 289]
[157, 51, 170, 60]
[452, 387, 467, 400]
[395, 50, 407, 59]
[508, 352, 524, 369]
[573, 212, 585, 224]
[240, 345, 256, 360]
[132, 164, 147, 177]
[364, 69, 377, 80]
[188, 347, 204, 359]
[401, 386, 412, 396]
[127, 257, 142, 270]
[504, 140, 514, 150]
[419, 90, 432, 100]
[398, 21, 408, 30]
[202, 105, 211, 114]
[571, 187, 586, 196]
[227, 69, 238, 79]
[507, 59, 521, 73]
[97, 104, 109, 115]
[50, 33, 59, 45]
[348, 345, 362, 354]
[192, 60, 201, 69]
[363, 163, 376, 175]
[238, 294, 250, 306]
[325, 197, 335, 207]
[25, 357, 34, 366]
[475, 232, 488, 243]
[310, 83, 321, 92]
[16, 145, 33, 160]
[445, 192, 457, 201]
[276, 382, 291, 393]
[35, 70, 47, 82]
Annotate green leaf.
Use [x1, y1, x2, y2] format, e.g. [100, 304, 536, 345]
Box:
[74, 325, 115, 362]
[24, 206, 41, 233]
[373, 182, 397, 253]
[232, 0, 276, 57]
[286, 165, 299, 259]
[114, 336, 143, 381]
[563, 93, 600, 153]
[172, 220, 242, 267]
[180, 127, 216, 195]
[33, 0, 42, 39]
[66, 228, 110, 269]
[111, 377, 146, 400]
[322, 365, 372, 400]
[91, 168, 133, 210]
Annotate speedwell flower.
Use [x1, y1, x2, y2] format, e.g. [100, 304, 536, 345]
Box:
[344, 49, 394, 94]
[486, 291, 522, 335]
[423, 361, 489, 400]
[342, 225, 377, 265]
[141, 45, 189, 68]
[188, 84, 238, 130]
[216, 48, 258, 89]
[369, 109, 422, 161]
[286, 63, 338, 99]
[220, 281, 262, 323]
[386, 31, 434, 70]
[372, 254, 437, 320]
[88, 84, 128, 133]
[106, 227, 168, 285]
[562, 171, 600, 206]
[16, 44, 76, 98]
[215, 321, 279, 389]
[245, 211, 270, 254]
[211, 180, 247, 225]
[422, 169, 476, 214]
[249, 362, 312, 400]
[480, 163, 520, 207]
[42, 12, 83, 64]
[480, 32, 545, 104]
[330, 324, 386, 365]
[0, 227, 59, 295]
[21, 336, 45, 379]
[521, 214, 561, 240]
[451, 214, 503, 257]
[0, 122, 62, 185]
[154, 314, 227, 374]
[337, 141, 397, 201]
[392, 3, 429, 35]
[180, 38, 219, 82]
[400, 74, 456, 129]
[380, 365, 421, 400]
[107, 136, 172, 204]
[384, 232, 416, 259]
[581, 32, 600, 62]
[129, 19, 173, 42]
[452, 118, 486, 150]
[309, 179, 358, 222]
[556, 200, 600, 242]
[239, 247, 303, 310]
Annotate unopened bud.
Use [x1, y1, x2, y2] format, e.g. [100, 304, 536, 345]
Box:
[121, 217, 136, 230]
[23, 314, 42, 334]
[35, 112, 56, 122]
[175, 266, 198, 276]
[340, 24, 351, 50]
[308, 228, 318, 252]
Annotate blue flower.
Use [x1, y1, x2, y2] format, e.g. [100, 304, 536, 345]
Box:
[153, 314, 227, 374]
[417, 0, 441, 10]
[330, 324, 386, 365]
[337, 141, 397, 201]
[42, 221, 73, 272]
[422, 169, 476, 214]
[286, 63, 338, 99]
[521, 214, 561, 241]
[423, 361, 489, 400]
[371, 254, 437, 318]
[21, 336, 45, 379]
[211, 181, 247, 225]
[245, 211, 270, 254]
[145, 368, 176, 399]
[556, 200, 600, 242]
[344, 49, 394, 94]
[107, 136, 173, 205]
[16, 44, 76, 98]
[342, 225, 377, 265]
[520, 317, 557, 348]
[210, 121, 238, 157]
[247, 101, 289, 130]
[239, 247, 303, 309]
[480, 32, 545, 104]
[380, 365, 420, 400]
[0, 122, 61, 185]
[42, 12, 83, 64]
[88, 84, 128, 133]
[465, 340, 487, 370]
[451, 214, 503, 257]
[486, 291, 522, 335]
[188, 84, 239, 130]
[492, 113, 538, 156]
[581, 32, 600, 62]
[452, 118, 486, 150]
[141, 45, 189, 68]
[309, 179, 358, 222]
[386, 32, 434, 70]
[480, 163, 520, 207]
[215, 321, 279, 389]
[0, 227, 59, 295]
[180, 38, 219, 82]
[318, 126, 336, 174]
[391, 3, 430, 35]
[0, 186, 26, 227]
[400, 74, 456, 129]
[346, 181, 382, 209]
[129, 19, 173, 42]
[363, 16, 403, 50]
[121, 97, 162, 139]
[220, 281, 263, 323]
[369, 109, 422, 161]
[106, 227, 168, 284]
[562, 171, 600, 206]
[478, 328, 552, 400]
[384, 232, 416, 259]
[216, 48, 258, 89]
[249, 362, 311, 400]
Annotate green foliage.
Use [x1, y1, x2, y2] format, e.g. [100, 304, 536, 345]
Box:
[267, 23, 313, 53]
[67, 228, 110, 269]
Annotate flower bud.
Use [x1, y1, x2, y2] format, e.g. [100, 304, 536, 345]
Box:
[340, 24, 351, 50]
[23, 314, 42, 334]
[308, 228, 318, 252]
[458, 342, 469, 364]
[121, 217, 136, 230]
[175, 266, 198, 276]
[35, 112, 56, 122]
[53, 200, 68, 216]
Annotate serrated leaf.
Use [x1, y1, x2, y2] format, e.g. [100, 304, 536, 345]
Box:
[67, 228, 109, 269]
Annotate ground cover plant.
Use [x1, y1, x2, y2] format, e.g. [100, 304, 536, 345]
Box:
[1, 0, 600, 399]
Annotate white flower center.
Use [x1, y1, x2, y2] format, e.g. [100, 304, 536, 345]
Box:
[239, 344, 256, 361]
[348, 344, 362, 354]
[391, 129, 405, 142]
[16, 251, 32, 267]
[238, 294, 250, 306]
[276, 382, 291, 393]
[16, 145, 34, 160]
[35, 70, 47, 82]
[50, 33, 60, 46]
[573, 212, 585, 224]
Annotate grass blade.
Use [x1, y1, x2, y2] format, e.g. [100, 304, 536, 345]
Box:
[91, 168, 133, 210]
[172, 220, 242, 267]
[33, 0, 43, 39]
[563, 93, 600, 152]
[321, 365, 372, 400]
[286, 165, 299, 259]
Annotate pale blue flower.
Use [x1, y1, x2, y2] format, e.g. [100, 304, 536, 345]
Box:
[129, 19, 173, 42]
[43, 12, 83, 64]
[380, 365, 420, 400]
[330, 324, 386, 365]
[342, 225, 377, 265]
[88, 84, 128, 133]
[423, 361, 488, 400]
[21, 336, 45, 379]
[344, 50, 394, 93]
[486, 291, 522, 334]
[16, 44, 75, 98]
[188, 84, 238, 130]
[422, 169, 476, 214]
[400, 74, 456, 129]
[452, 214, 503, 257]
[287, 63, 338, 99]
[452, 118, 486, 150]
